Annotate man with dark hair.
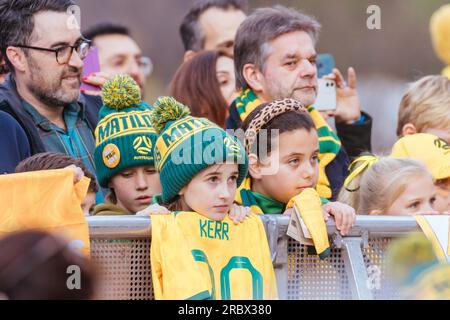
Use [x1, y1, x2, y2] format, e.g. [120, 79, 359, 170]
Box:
[83, 22, 152, 97]
[180, 0, 247, 60]
[0, 0, 102, 193]
[228, 5, 373, 200]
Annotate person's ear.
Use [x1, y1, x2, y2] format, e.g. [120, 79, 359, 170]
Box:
[248, 153, 263, 180]
[402, 123, 417, 136]
[183, 50, 197, 62]
[369, 209, 382, 216]
[6, 47, 27, 73]
[242, 63, 265, 94]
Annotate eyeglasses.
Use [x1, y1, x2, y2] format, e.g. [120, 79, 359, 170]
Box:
[14, 38, 91, 65]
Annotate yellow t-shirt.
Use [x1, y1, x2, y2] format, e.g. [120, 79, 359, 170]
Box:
[0, 169, 90, 256]
[151, 212, 278, 300]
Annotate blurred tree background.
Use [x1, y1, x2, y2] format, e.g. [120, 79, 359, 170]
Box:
[76, 0, 448, 152]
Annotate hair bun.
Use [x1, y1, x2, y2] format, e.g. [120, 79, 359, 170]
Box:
[151, 96, 191, 134]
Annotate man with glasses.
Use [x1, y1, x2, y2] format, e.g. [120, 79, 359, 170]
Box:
[0, 0, 102, 198]
[83, 22, 153, 98]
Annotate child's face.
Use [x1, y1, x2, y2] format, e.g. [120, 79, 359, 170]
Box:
[109, 165, 162, 213]
[383, 175, 438, 216]
[81, 191, 96, 216]
[252, 129, 319, 204]
[180, 164, 239, 221]
[434, 178, 450, 213]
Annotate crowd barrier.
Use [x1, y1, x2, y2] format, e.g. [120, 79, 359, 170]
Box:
[87, 215, 421, 300]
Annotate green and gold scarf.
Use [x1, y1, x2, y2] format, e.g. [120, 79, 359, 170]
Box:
[235, 178, 331, 259]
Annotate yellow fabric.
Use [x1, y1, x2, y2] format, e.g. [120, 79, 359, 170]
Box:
[93, 203, 129, 216]
[286, 189, 330, 259]
[150, 214, 211, 300]
[415, 216, 450, 263]
[391, 133, 450, 180]
[0, 169, 90, 256]
[443, 66, 450, 79]
[151, 212, 278, 300]
[430, 4, 450, 66]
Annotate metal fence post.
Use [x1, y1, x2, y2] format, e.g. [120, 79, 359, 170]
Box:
[260, 215, 289, 300]
[333, 233, 374, 300]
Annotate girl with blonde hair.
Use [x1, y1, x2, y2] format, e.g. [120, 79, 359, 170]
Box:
[339, 155, 439, 216]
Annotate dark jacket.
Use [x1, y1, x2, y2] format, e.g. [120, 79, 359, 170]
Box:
[0, 110, 31, 173]
[227, 100, 372, 200]
[0, 74, 102, 155]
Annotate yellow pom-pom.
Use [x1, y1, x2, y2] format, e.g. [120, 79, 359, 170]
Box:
[151, 96, 191, 134]
[102, 74, 141, 110]
[386, 233, 438, 285]
[430, 4, 450, 66]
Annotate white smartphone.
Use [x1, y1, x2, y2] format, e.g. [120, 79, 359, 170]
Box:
[315, 79, 337, 111]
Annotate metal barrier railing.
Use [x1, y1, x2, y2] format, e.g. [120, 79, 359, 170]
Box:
[87, 215, 420, 300]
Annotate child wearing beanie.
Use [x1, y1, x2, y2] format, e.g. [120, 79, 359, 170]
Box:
[92, 75, 162, 215]
[149, 97, 278, 300]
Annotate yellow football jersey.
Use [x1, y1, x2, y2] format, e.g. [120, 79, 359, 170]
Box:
[151, 212, 278, 300]
[0, 169, 90, 256]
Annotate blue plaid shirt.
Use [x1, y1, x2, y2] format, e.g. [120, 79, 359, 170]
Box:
[22, 100, 104, 202]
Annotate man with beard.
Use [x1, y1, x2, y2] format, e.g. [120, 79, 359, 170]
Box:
[0, 0, 102, 182]
[228, 6, 373, 200]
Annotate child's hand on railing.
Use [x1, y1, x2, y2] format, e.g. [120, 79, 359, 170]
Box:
[229, 204, 252, 225]
[136, 204, 170, 216]
[322, 202, 356, 236]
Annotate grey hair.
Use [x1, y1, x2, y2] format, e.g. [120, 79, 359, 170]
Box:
[234, 5, 321, 90]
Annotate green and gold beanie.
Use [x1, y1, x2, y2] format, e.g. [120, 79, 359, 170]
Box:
[94, 75, 158, 188]
[151, 97, 248, 203]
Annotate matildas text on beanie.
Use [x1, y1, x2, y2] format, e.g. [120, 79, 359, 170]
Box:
[94, 74, 158, 188]
[151, 96, 249, 203]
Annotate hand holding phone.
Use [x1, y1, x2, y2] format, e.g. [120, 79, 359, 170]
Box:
[315, 79, 337, 111]
[80, 46, 101, 93]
